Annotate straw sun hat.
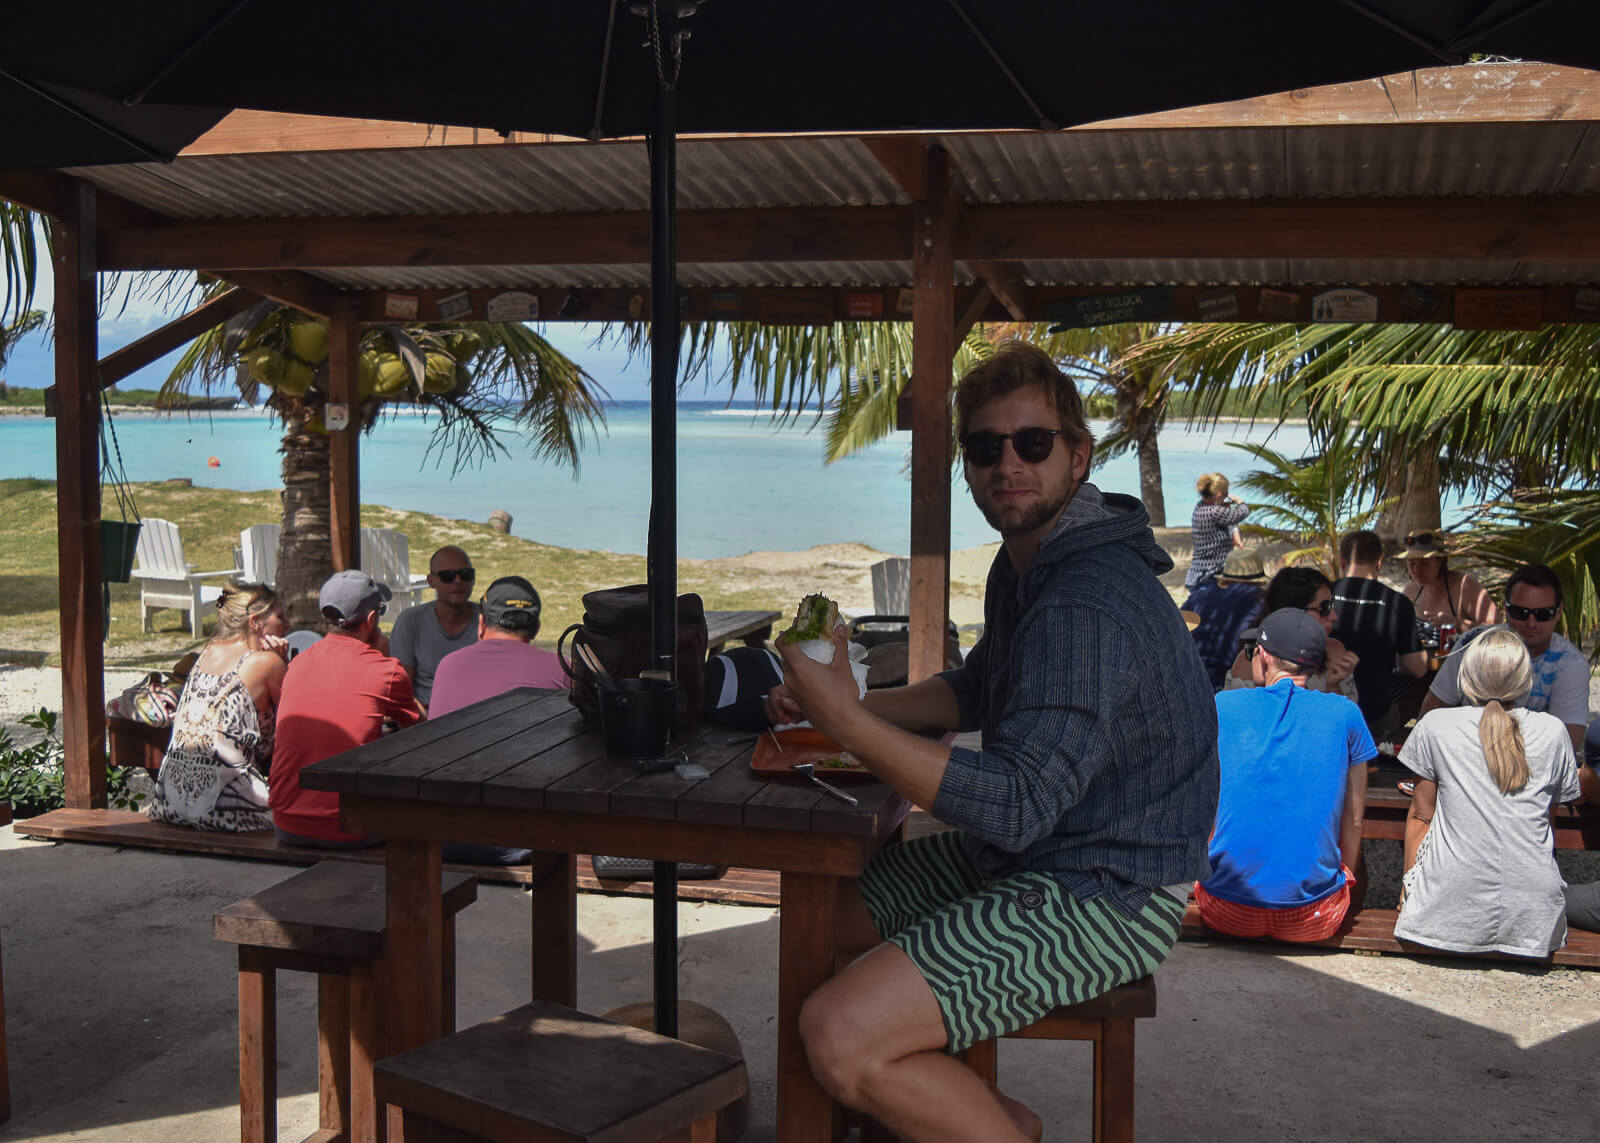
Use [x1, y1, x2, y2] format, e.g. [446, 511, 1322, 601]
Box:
[1217, 548, 1267, 583]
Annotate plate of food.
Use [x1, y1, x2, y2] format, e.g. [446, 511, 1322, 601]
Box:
[750, 728, 871, 776]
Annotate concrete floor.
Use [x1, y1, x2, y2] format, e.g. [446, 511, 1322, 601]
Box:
[0, 826, 1597, 1142]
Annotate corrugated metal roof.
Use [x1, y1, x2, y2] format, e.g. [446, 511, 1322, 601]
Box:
[71, 121, 1600, 220]
[59, 119, 1600, 291]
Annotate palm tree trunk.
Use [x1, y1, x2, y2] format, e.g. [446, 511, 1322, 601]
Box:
[1115, 377, 1167, 526]
[1375, 435, 1441, 552]
[275, 410, 334, 629]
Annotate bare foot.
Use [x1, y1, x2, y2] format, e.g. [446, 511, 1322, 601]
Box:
[996, 1090, 1043, 1142]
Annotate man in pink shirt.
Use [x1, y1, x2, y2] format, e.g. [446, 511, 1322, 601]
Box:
[427, 575, 567, 717]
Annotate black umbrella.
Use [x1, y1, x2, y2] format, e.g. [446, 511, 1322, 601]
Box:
[7, 0, 1600, 1039]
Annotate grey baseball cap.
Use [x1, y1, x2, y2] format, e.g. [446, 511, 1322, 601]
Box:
[1242, 607, 1326, 669]
[481, 575, 541, 632]
[319, 569, 391, 626]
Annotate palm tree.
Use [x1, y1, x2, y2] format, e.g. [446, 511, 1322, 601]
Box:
[166, 294, 605, 626]
[1118, 321, 1600, 548]
[654, 319, 1181, 522]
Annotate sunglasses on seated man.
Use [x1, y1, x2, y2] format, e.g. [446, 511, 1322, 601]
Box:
[1506, 602, 1559, 622]
[433, 567, 476, 584]
[959, 427, 1067, 467]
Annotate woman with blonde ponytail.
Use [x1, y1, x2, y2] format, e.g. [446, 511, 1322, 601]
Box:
[1395, 626, 1582, 957]
[146, 581, 287, 832]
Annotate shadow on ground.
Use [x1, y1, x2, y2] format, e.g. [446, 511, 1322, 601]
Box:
[0, 838, 1596, 1142]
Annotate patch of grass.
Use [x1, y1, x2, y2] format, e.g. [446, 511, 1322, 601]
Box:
[0, 478, 795, 666]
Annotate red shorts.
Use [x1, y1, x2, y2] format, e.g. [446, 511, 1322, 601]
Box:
[1194, 868, 1353, 943]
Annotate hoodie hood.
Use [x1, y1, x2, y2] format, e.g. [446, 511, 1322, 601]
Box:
[1035, 482, 1173, 576]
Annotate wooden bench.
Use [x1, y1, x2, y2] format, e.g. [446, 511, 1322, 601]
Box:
[1180, 902, 1600, 968]
[14, 808, 545, 887]
[374, 1000, 747, 1143]
[957, 978, 1157, 1143]
[703, 609, 780, 655]
[215, 862, 479, 1143]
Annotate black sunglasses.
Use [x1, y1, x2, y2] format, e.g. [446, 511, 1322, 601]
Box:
[1307, 600, 1334, 617]
[434, 567, 476, 584]
[1507, 602, 1559, 622]
[959, 427, 1065, 467]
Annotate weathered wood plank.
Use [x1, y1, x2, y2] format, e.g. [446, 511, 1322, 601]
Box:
[355, 692, 572, 799]
[416, 701, 589, 804]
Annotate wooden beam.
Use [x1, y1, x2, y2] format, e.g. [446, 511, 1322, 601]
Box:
[98, 206, 912, 271]
[208, 270, 335, 319]
[0, 170, 165, 229]
[959, 197, 1600, 263]
[98, 197, 1600, 273]
[966, 261, 1030, 321]
[954, 283, 994, 344]
[861, 138, 930, 201]
[181, 111, 563, 157]
[908, 150, 959, 684]
[52, 184, 107, 809]
[327, 297, 361, 573]
[97, 287, 256, 389]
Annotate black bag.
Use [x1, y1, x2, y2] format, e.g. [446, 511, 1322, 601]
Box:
[557, 585, 709, 730]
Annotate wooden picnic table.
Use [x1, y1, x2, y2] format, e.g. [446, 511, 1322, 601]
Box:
[704, 608, 781, 654]
[300, 685, 908, 1143]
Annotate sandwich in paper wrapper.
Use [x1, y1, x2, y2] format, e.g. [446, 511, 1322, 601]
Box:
[776, 593, 870, 726]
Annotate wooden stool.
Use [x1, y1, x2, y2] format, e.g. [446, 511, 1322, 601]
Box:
[214, 861, 478, 1143]
[960, 977, 1158, 1143]
[374, 1000, 748, 1143]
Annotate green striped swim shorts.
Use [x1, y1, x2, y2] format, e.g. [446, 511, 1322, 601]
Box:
[858, 829, 1184, 1053]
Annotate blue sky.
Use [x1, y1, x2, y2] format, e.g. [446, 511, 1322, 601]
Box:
[1, 259, 735, 404]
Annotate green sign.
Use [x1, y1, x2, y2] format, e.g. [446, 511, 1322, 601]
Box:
[1046, 287, 1176, 331]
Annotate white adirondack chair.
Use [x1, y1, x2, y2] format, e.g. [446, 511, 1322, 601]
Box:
[870, 556, 911, 615]
[360, 527, 430, 612]
[237, 523, 281, 587]
[132, 518, 238, 637]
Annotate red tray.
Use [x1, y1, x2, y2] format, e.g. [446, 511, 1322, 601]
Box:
[750, 728, 871, 776]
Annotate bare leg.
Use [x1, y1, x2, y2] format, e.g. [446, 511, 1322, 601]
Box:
[800, 943, 1031, 1143]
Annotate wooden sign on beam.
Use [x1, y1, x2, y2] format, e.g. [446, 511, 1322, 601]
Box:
[1452, 288, 1545, 330]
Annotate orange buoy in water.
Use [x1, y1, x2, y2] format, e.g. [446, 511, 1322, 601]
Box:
[207, 456, 220, 467]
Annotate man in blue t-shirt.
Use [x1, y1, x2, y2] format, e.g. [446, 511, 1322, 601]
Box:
[1198, 607, 1376, 942]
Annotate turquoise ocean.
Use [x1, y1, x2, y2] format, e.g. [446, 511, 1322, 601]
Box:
[0, 403, 1437, 559]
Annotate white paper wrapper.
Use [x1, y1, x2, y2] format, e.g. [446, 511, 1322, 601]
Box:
[776, 635, 869, 729]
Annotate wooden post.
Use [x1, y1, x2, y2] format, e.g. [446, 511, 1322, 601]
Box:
[54, 181, 107, 809]
[908, 150, 957, 682]
[327, 296, 361, 571]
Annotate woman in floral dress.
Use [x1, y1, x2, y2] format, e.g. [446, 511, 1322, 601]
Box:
[146, 582, 287, 832]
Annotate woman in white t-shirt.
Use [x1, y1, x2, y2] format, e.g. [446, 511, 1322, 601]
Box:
[1397, 626, 1581, 958]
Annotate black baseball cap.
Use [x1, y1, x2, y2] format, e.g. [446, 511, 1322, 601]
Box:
[1242, 607, 1326, 670]
[481, 576, 541, 632]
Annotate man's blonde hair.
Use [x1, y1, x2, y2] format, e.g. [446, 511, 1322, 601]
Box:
[1458, 626, 1533, 796]
[952, 341, 1094, 448]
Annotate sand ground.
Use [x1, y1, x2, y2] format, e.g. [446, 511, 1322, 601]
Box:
[0, 828, 1596, 1142]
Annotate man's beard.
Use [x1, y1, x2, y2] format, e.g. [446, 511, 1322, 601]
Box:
[976, 473, 1078, 537]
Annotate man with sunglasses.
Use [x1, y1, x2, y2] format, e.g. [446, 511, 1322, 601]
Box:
[772, 343, 1217, 1142]
[389, 545, 480, 709]
[269, 570, 423, 848]
[1422, 564, 1590, 754]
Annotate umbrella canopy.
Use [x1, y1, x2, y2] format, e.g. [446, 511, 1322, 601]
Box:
[3, 1, 1600, 155]
[0, 73, 223, 171]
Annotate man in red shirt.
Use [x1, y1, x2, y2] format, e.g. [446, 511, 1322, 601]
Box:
[270, 570, 422, 847]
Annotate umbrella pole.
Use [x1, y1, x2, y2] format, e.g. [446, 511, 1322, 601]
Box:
[647, 33, 681, 1042]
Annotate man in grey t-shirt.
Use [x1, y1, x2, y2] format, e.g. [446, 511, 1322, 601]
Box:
[388, 545, 478, 708]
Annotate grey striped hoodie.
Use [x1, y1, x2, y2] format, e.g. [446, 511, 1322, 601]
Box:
[934, 483, 1220, 917]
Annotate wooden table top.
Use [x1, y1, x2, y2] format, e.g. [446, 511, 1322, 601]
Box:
[301, 687, 907, 839]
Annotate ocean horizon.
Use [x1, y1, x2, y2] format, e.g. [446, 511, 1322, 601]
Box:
[0, 401, 1458, 558]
